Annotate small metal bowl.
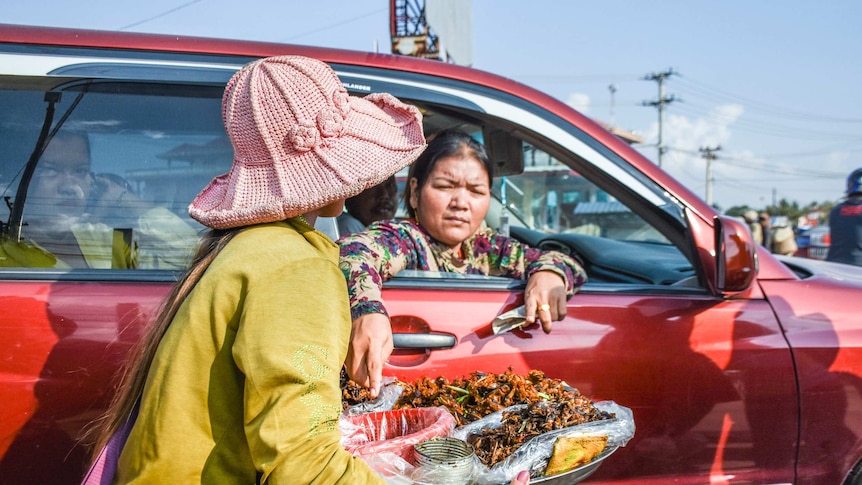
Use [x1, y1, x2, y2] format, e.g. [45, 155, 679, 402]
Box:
[413, 437, 476, 484]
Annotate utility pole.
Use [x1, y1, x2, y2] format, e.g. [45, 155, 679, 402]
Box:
[699, 146, 721, 206]
[643, 69, 677, 168]
[608, 84, 617, 128]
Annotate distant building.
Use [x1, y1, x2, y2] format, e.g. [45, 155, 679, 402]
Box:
[594, 120, 644, 146]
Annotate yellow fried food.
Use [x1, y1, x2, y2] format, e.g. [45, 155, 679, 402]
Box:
[544, 434, 608, 476]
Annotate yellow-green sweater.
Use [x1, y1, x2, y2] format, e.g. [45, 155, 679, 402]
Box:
[116, 219, 383, 484]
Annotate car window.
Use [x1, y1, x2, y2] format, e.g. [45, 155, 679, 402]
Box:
[338, 86, 700, 291]
[0, 81, 229, 270]
[494, 142, 670, 244]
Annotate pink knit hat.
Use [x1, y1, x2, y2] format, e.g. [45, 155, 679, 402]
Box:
[189, 55, 426, 229]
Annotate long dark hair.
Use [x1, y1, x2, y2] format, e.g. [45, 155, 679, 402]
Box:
[83, 227, 239, 461]
[403, 128, 494, 220]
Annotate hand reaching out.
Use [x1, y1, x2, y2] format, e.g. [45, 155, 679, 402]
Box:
[523, 270, 568, 333]
[344, 312, 393, 398]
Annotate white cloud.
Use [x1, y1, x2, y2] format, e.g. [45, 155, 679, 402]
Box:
[636, 103, 785, 208]
[565, 93, 591, 115]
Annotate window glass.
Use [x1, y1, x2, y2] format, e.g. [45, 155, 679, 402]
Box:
[0, 82, 229, 270]
[493, 142, 669, 243]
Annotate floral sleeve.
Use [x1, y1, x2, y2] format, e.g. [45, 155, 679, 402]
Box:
[482, 230, 586, 297]
[338, 220, 433, 321]
[339, 221, 587, 321]
[523, 246, 587, 296]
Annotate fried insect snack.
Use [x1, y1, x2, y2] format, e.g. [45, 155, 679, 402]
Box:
[394, 368, 593, 426]
[469, 398, 611, 467]
[340, 368, 378, 410]
[340, 368, 614, 468]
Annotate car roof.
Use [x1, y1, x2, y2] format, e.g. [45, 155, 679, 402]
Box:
[0, 23, 536, 105]
[0, 23, 610, 145]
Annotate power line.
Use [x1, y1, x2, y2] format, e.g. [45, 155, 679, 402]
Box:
[282, 8, 388, 41]
[118, 0, 202, 31]
[756, 142, 862, 160]
[668, 102, 861, 142]
[673, 76, 862, 124]
[665, 145, 846, 178]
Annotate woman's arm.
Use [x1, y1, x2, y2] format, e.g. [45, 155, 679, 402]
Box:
[338, 220, 430, 396]
[338, 220, 431, 320]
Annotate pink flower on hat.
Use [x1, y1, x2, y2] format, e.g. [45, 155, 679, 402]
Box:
[288, 123, 319, 152]
[332, 89, 351, 116]
[317, 106, 345, 139]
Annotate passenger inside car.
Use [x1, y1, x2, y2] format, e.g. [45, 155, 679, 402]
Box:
[339, 128, 588, 396]
[337, 175, 399, 237]
[2, 130, 198, 269]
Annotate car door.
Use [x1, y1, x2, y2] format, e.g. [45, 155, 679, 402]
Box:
[351, 68, 800, 483]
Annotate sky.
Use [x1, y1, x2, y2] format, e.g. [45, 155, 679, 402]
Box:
[4, 0, 861, 212]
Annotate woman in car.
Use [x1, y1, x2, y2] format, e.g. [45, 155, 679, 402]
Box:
[339, 128, 587, 397]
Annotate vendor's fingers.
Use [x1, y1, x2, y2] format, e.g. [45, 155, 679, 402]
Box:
[365, 338, 393, 398]
[346, 313, 393, 397]
[365, 362, 382, 399]
[511, 470, 531, 485]
[344, 349, 369, 387]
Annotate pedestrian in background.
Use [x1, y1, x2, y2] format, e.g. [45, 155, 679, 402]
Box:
[759, 212, 773, 252]
[744, 210, 763, 245]
[827, 168, 862, 266]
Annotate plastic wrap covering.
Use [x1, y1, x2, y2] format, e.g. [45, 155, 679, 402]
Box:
[340, 407, 456, 461]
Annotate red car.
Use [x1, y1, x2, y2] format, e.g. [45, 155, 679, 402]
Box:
[1, 24, 861, 485]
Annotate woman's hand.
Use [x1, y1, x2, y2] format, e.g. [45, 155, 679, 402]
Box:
[345, 312, 393, 398]
[524, 270, 568, 333]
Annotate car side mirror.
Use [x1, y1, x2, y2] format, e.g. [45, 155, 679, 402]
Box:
[714, 215, 757, 293]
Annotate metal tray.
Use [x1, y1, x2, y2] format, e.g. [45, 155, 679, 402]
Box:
[530, 445, 619, 484]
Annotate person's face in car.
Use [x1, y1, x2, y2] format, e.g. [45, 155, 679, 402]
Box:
[29, 134, 93, 226]
[345, 176, 398, 226]
[409, 154, 491, 250]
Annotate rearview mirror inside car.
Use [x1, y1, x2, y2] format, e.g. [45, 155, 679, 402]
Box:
[483, 127, 524, 177]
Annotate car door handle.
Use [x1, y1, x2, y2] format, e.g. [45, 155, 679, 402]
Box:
[392, 332, 456, 350]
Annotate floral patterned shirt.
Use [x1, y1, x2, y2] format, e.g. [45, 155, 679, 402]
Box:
[338, 219, 587, 320]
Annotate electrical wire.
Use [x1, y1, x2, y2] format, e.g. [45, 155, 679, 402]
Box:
[668, 101, 860, 142]
[673, 76, 862, 124]
[282, 7, 388, 41]
[118, 0, 203, 31]
[664, 146, 846, 178]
